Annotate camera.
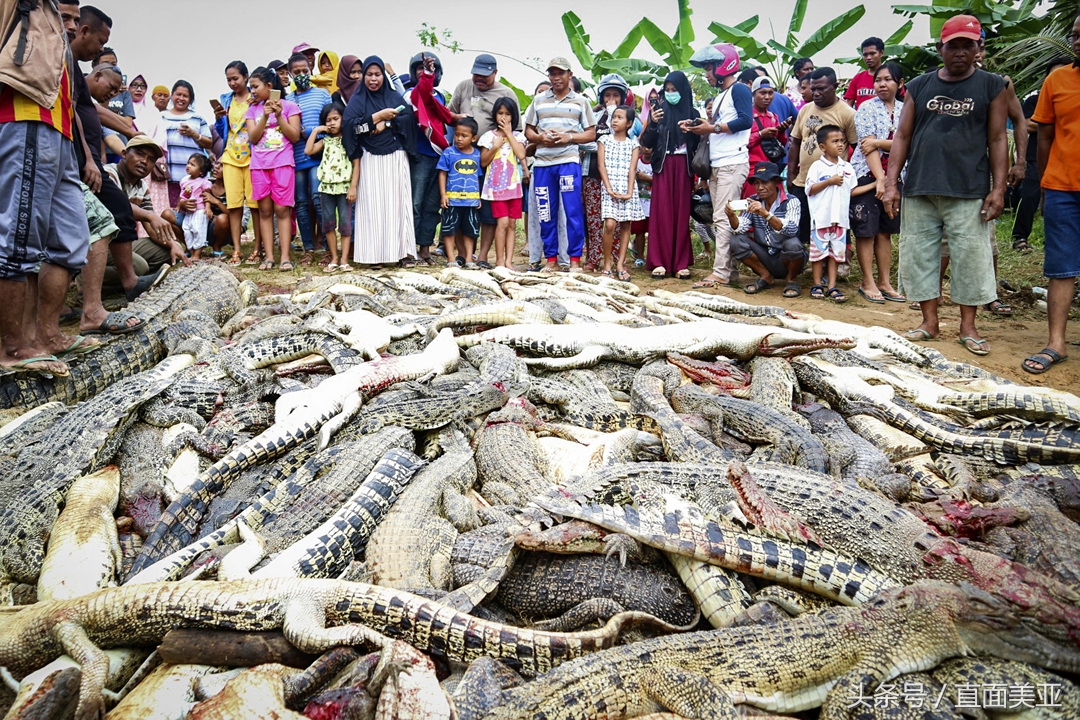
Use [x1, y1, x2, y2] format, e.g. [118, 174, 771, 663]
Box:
[728, 199, 750, 212]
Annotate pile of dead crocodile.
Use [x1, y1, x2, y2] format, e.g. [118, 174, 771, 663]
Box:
[1, 263, 1079, 720]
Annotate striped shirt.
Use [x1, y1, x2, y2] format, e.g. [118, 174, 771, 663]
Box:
[0, 63, 74, 140]
[524, 89, 595, 167]
[287, 87, 331, 170]
[161, 111, 210, 183]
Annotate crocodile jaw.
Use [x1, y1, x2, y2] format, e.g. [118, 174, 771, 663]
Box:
[759, 331, 857, 357]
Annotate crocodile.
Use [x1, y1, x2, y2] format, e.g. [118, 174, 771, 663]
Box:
[650, 288, 787, 317]
[453, 581, 1080, 720]
[460, 319, 856, 370]
[779, 312, 929, 367]
[567, 461, 1080, 646]
[0, 264, 242, 410]
[793, 356, 1080, 465]
[496, 551, 699, 630]
[529, 374, 657, 434]
[365, 427, 480, 593]
[798, 403, 901, 487]
[629, 364, 734, 465]
[436, 300, 562, 339]
[533, 479, 900, 606]
[670, 384, 829, 474]
[127, 426, 415, 585]
[0, 354, 193, 598]
[218, 331, 362, 385]
[248, 448, 426, 579]
[352, 377, 511, 435]
[0, 578, 689, 720]
[131, 331, 461, 573]
[929, 656, 1080, 719]
[746, 356, 809, 427]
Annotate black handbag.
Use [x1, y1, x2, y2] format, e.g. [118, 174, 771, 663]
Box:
[755, 116, 786, 163]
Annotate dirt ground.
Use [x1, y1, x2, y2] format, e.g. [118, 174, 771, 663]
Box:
[234, 243, 1079, 394]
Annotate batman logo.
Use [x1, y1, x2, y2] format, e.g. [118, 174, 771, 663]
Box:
[455, 159, 479, 174]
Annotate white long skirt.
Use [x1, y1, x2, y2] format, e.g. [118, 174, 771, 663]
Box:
[353, 149, 415, 264]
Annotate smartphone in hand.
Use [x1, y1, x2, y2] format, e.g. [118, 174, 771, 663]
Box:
[209, 98, 224, 112]
[269, 89, 281, 102]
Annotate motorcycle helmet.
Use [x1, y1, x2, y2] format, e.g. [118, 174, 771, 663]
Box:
[409, 52, 443, 87]
[689, 43, 741, 77]
[596, 73, 630, 105]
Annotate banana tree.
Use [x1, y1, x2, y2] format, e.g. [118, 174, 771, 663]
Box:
[708, 0, 867, 86]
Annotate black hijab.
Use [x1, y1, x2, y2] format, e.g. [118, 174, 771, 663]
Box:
[659, 71, 696, 153]
[343, 55, 416, 158]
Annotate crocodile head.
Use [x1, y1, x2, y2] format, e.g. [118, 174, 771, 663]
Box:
[758, 330, 857, 357]
[946, 582, 1080, 674]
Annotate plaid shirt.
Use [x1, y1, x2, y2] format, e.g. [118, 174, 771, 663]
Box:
[734, 189, 801, 254]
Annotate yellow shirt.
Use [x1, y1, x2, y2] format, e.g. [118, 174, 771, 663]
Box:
[221, 96, 252, 167]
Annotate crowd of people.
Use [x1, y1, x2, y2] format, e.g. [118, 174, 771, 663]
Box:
[0, 2, 1077, 378]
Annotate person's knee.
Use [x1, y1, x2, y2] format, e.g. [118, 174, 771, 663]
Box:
[729, 233, 751, 260]
[779, 237, 805, 262]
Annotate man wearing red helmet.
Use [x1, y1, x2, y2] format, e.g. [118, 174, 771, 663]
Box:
[684, 43, 754, 289]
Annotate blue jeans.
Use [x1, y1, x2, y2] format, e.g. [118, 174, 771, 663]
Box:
[294, 165, 321, 251]
[532, 162, 585, 261]
[410, 153, 441, 247]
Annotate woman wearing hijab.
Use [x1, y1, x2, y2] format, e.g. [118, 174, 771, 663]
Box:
[639, 71, 700, 280]
[343, 56, 418, 266]
[313, 51, 340, 94]
[127, 75, 171, 225]
[332, 55, 361, 105]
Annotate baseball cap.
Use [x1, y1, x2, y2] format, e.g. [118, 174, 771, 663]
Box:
[750, 76, 774, 93]
[471, 54, 498, 76]
[749, 162, 783, 182]
[940, 15, 982, 44]
[124, 135, 164, 160]
[546, 57, 572, 72]
[292, 43, 319, 55]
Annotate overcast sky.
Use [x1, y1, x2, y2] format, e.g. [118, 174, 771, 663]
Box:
[103, 0, 932, 119]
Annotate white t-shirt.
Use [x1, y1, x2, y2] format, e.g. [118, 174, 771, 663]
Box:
[806, 156, 857, 230]
[708, 86, 751, 168]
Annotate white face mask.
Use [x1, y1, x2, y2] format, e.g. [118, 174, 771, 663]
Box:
[606, 103, 618, 114]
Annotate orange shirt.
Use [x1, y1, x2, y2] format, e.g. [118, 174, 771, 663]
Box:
[1033, 64, 1080, 192]
[0, 63, 74, 140]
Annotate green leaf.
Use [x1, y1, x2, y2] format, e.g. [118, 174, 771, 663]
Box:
[561, 12, 595, 70]
[673, 0, 696, 53]
[798, 6, 867, 58]
[788, 0, 808, 39]
[733, 16, 760, 33]
[614, 23, 645, 59]
[498, 76, 532, 114]
[885, 19, 914, 45]
[708, 21, 776, 62]
[639, 17, 682, 68]
[766, 39, 797, 63]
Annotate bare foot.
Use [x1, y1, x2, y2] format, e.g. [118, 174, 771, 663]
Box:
[0, 348, 68, 375]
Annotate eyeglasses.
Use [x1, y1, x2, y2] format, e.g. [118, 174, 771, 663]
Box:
[128, 83, 147, 89]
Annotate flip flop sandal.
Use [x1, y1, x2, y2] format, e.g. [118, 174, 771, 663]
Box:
[57, 335, 100, 357]
[617, 270, 632, 282]
[744, 278, 774, 295]
[958, 336, 990, 356]
[258, 261, 275, 271]
[124, 266, 168, 302]
[280, 262, 296, 272]
[1021, 347, 1067, 374]
[881, 290, 906, 303]
[675, 269, 691, 280]
[1012, 238, 1033, 253]
[904, 328, 936, 341]
[326, 264, 339, 273]
[857, 287, 885, 304]
[85, 310, 145, 336]
[826, 287, 847, 303]
[477, 261, 494, 270]
[985, 299, 1013, 317]
[783, 282, 801, 298]
[417, 257, 435, 266]
[809, 284, 826, 299]
[338, 264, 353, 272]
[600, 270, 613, 277]
[59, 308, 82, 323]
[0, 355, 68, 376]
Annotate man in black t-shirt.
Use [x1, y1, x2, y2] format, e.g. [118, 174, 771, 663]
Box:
[883, 14, 1009, 356]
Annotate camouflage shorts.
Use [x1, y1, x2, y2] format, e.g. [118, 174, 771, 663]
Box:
[82, 183, 118, 243]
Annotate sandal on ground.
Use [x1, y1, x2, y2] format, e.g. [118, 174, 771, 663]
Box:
[280, 261, 296, 272]
[904, 328, 936, 341]
[908, 300, 922, 311]
[651, 266, 667, 278]
[744, 278, 774, 295]
[617, 269, 632, 282]
[881, 290, 906, 302]
[227, 252, 243, 266]
[59, 307, 82, 323]
[299, 251, 314, 265]
[583, 264, 597, 273]
[326, 263, 339, 272]
[600, 270, 613, 277]
[338, 264, 353, 272]
[417, 256, 435, 266]
[56, 335, 100, 357]
[124, 266, 168, 302]
[258, 261, 275, 271]
[634, 258, 645, 268]
[1012, 238, 1033, 253]
[400, 257, 417, 268]
[675, 269, 691, 280]
[984, 299, 1013, 317]
[783, 282, 801, 298]
[826, 287, 847, 303]
[0, 355, 68, 376]
[85, 310, 145, 336]
[857, 287, 885, 304]
[1022, 347, 1067, 374]
[958, 336, 990, 356]
[245, 250, 263, 265]
[809, 284, 826, 299]
[477, 261, 494, 270]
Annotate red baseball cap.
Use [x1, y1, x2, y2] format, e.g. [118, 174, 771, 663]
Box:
[940, 15, 982, 44]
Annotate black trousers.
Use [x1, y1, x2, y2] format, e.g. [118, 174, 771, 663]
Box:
[1011, 162, 1041, 241]
[94, 162, 137, 244]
